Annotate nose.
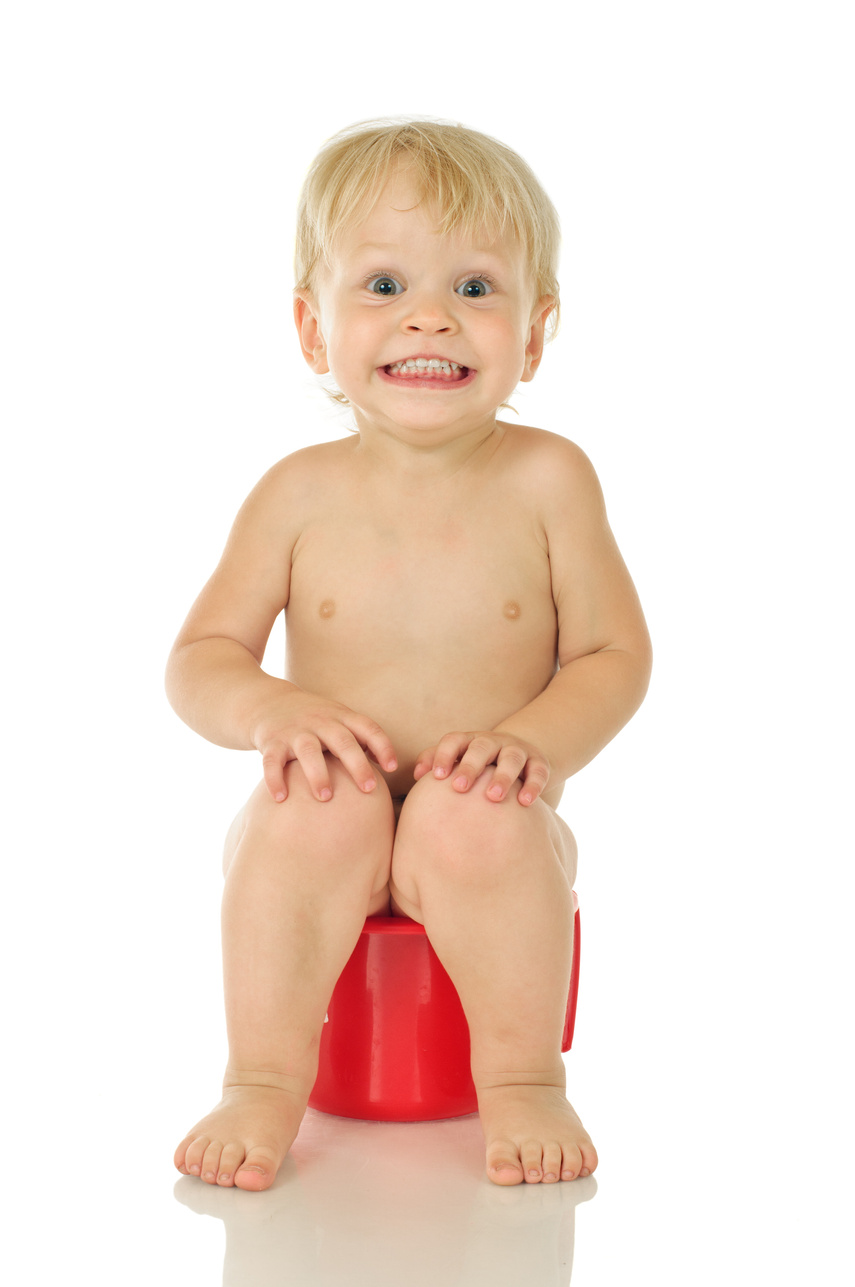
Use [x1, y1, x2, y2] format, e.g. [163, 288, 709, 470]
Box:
[401, 287, 457, 334]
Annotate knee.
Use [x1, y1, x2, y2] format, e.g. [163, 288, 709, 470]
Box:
[399, 770, 535, 876]
[241, 755, 394, 857]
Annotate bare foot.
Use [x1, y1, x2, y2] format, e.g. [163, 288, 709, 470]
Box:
[174, 1079, 310, 1191]
[476, 1081, 599, 1185]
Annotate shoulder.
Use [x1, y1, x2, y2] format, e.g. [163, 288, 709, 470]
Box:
[234, 439, 350, 523]
[498, 424, 606, 519]
[249, 439, 347, 492]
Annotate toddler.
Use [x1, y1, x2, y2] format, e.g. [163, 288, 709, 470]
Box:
[169, 118, 652, 1191]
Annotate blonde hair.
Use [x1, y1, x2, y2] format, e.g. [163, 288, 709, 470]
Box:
[294, 119, 561, 394]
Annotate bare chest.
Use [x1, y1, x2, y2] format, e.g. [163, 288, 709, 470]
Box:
[287, 501, 555, 659]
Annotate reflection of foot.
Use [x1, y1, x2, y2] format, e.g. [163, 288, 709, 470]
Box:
[174, 1082, 310, 1191]
[477, 1082, 599, 1185]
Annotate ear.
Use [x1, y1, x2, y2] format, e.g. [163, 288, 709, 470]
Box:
[520, 296, 555, 382]
[293, 291, 329, 374]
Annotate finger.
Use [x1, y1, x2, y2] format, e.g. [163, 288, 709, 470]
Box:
[291, 734, 333, 801]
[517, 758, 550, 806]
[431, 732, 471, 779]
[343, 714, 398, 774]
[323, 727, 378, 794]
[485, 747, 529, 801]
[261, 746, 289, 802]
[452, 735, 501, 791]
[412, 748, 437, 780]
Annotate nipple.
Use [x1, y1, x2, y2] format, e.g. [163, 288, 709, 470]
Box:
[503, 601, 521, 620]
[319, 599, 336, 619]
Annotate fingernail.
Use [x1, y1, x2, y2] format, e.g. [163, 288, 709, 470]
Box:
[453, 775, 467, 789]
[387, 759, 397, 770]
[362, 778, 376, 791]
[488, 785, 502, 799]
[434, 766, 446, 777]
[521, 793, 532, 804]
[319, 788, 332, 801]
[275, 792, 285, 802]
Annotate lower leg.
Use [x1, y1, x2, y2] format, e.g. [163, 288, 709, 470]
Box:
[415, 823, 574, 1088]
[175, 766, 394, 1189]
[221, 795, 390, 1091]
[392, 775, 597, 1185]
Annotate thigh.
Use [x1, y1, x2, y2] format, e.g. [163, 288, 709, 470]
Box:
[222, 801, 249, 878]
[542, 799, 578, 888]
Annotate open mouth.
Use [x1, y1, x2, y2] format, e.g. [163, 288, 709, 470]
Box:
[380, 358, 474, 387]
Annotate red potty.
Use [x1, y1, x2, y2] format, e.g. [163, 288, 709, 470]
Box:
[308, 891, 581, 1122]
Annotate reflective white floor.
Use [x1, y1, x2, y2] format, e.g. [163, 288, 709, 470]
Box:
[174, 1109, 594, 1284]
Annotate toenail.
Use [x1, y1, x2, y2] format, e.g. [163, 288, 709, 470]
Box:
[580, 1168, 590, 1176]
[528, 1169, 540, 1177]
[544, 1172, 556, 1181]
[219, 1173, 230, 1182]
[190, 1165, 200, 1174]
[204, 1171, 215, 1181]
[562, 1169, 574, 1178]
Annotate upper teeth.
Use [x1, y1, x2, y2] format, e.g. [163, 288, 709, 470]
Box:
[388, 358, 460, 374]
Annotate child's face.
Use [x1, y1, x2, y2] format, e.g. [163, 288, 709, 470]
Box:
[295, 168, 554, 445]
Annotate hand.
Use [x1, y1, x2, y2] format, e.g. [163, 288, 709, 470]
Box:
[251, 689, 397, 803]
[413, 731, 551, 806]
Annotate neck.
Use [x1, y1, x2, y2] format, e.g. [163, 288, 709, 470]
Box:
[351, 414, 505, 484]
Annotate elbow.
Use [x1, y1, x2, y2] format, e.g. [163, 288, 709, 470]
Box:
[163, 634, 214, 714]
[164, 641, 192, 717]
[636, 634, 654, 702]
[629, 632, 654, 712]
[596, 635, 653, 717]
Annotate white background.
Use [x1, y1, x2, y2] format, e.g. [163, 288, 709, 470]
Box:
[2, 2, 852, 1283]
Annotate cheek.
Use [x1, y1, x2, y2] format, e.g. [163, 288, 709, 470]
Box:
[483, 313, 527, 349]
[486, 322, 529, 371]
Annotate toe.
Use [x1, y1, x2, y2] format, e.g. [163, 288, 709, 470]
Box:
[561, 1143, 583, 1181]
[217, 1143, 246, 1186]
[174, 1137, 192, 1174]
[579, 1139, 599, 1177]
[234, 1146, 279, 1191]
[542, 1143, 563, 1182]
[520, 1141, 544, 1183]
[486, 1140, 525, 1186]
[201, 1140, 224, 1184]
[183, 1136, 210, 1177]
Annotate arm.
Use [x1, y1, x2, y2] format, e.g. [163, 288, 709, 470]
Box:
[491, 645, 650, 786]
[415, 437, 652, 802]
[165, 455, 396, 800]
[165, 456, 299, 750]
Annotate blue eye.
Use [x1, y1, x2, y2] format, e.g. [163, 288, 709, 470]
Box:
[456, 277, 494, 299]
[365, 275, 403, 296]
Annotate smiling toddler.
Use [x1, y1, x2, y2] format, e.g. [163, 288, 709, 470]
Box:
[169, 118, 652, 1191]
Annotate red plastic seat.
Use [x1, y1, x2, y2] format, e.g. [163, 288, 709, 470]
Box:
[308, 890, 581, 1121]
